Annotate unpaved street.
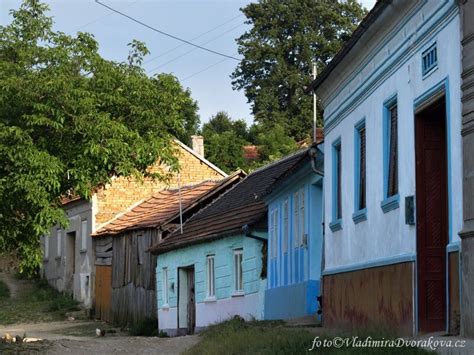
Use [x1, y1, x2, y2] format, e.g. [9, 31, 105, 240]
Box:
[0, 321, 198, 354]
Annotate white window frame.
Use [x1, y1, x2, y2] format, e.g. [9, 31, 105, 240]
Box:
[272, 208, 278, 258]
[283, 199, 289, 253]
[293, 192, 300, 247]
[162, 267, 169, 306]
[233, 249, 243, 293]
[81, 220, 87, 251]
[206, 255, 215, 298]
[57, 229, 62, 257]
[44, 235, 49, 259]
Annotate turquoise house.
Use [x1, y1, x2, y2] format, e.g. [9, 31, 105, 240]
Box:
[264, 144, 324, 320]
[151, 149, 316, 336]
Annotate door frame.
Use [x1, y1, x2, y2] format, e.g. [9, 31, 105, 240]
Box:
[413, 78, 452, 334]
[177, 265, 196, 335]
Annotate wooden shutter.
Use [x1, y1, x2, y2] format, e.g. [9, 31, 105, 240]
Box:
[359, 126, 366, 210]
[388, 105, 398, 197]
[337, 146, 342, 219]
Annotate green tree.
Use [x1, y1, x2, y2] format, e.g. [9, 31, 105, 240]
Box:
[255, 124, 298, 163]
[0, 0, 199, 275]
[231, 0, 367, 141]
[201, 112, 249, 173]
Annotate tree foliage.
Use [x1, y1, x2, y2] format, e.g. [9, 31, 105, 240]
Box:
[0, 0, 199, 275]
[231, 0, 367, 141]
[201, 112, 248, 173]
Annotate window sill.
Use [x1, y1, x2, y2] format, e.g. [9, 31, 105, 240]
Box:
[381, 194, 400, 213]
[161, 304, 170, 310]
[79, 248, 87, 254]
[352, 209, 367, 224]
[55, 256, 61, 261]
[232, 291, 245, 297]
[204, 296, 217, 303]
[329, 219, 342, 232]
[422, 65, 438, 80]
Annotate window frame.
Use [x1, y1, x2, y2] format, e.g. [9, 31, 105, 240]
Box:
[299, 189, 306, 246]
[81, 220, 88, 251]
[381, 95, 400, 213]
[293, 192, 300, 246]
[422, 42, 438, 78]
[206, 255, 215, 298]
[353, 119, 367, 223]
[162, 267, 169, 306]
[282, 199, 289, 253]
[57, 228, 62, 257]
[330, 138, 342, 232]
[233, 249, 244, 294]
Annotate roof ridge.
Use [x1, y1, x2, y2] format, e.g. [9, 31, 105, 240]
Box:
[247, 147, 309, 176]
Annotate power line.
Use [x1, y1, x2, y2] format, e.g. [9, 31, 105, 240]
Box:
[144, 13, 243, 65]
[94, 0, 240, 61]
[74, 0, 140, 32]
[147, 22, 244, 74]
[181, 52, 239, 82]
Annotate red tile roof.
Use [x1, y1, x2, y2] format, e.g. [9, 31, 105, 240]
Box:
[243, 145, 260, 161]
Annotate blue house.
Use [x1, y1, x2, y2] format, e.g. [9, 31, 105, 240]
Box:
[264, 143, 324, 320]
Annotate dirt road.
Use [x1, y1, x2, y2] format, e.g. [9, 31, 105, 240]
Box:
[0, 321, 198, 354]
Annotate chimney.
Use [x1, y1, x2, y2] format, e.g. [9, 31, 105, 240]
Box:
[191, 135, 204, 157]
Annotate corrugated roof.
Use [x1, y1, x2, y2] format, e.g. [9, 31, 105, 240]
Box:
[151, 146, 321, 254]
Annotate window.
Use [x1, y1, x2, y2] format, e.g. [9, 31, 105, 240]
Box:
[273, 209, 278, 258]
[330, 139, 342, 232]
[234, 249, 243, 292]
[162, 268, 169, 305]
[57, 229, 62, 256]
[293, 192, 299, 246]
[44, 235, 49, 259]
[282, 199, 289, 253]
[354, 120, 367, 223]
[382, 97, 400, 213]
[206, 255, 215, 298]
[81, 220, 87, 250]
[422, 42, 437, 77]
[300, 189, 305, 246]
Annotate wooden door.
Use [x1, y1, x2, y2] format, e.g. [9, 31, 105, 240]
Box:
[95, 265, 112, 322]
[415, 97, 448, 333]
[187, 267, 196, 334]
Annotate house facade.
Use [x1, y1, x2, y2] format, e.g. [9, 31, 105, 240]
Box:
[264, 146, 324, 320]
[41, 138, 227, 308]
[91, 174, 243, 325]
[310, 0, 462, 335]
[152, 149, 313, 336]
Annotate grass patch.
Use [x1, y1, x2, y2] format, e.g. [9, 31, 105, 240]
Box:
[0, 280, 10, 300]
[185, 317, 433, 355]
[0, 277, 80, 325]
[128, 317, 158, 337]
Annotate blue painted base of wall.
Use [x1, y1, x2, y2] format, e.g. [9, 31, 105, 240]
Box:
[264, 280, 320, 320]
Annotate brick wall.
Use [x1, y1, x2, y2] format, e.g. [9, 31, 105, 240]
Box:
[94, 144, 224, 226]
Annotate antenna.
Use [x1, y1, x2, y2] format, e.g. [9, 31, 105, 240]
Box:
[313, 61, 318, 143]
[178, 173, 183, 234]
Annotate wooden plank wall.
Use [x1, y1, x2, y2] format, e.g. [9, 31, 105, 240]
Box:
[110, 229, 159, 325]
[95, 236, 112, 266]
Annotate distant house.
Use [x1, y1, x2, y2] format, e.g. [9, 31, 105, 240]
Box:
[40, 137, 227, 308]
[91, 173, 243, 325]
[150, 149, 313, 336]
[264, 145, 324, 320]
[308, 0, 463, 335]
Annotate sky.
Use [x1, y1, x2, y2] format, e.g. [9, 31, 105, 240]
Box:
[1, 0, 376, 126]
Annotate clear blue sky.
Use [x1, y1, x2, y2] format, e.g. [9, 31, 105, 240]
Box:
[1, 0, 376, 126]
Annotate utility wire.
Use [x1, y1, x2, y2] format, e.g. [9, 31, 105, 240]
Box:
[74, 0, 139, 32]
[144, 13, 243, 65]
[181, 52, 239, 82]
[147, 22, 244, 74]
[94, 0, 240, 61]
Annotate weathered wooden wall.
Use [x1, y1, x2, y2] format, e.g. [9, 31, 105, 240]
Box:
[110, 229, 160, 325]
[95, 236, 112, 266]
[323, 262, 414, 335]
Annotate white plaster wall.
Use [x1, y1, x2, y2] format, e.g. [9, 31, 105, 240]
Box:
[196, 292, 263, 327]
[322, 2, 462, 269]
[41, 199, 95, 307]
[159, 307, 178, 331]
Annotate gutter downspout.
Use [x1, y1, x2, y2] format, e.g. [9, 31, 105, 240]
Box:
[242, 224, 267, 242]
